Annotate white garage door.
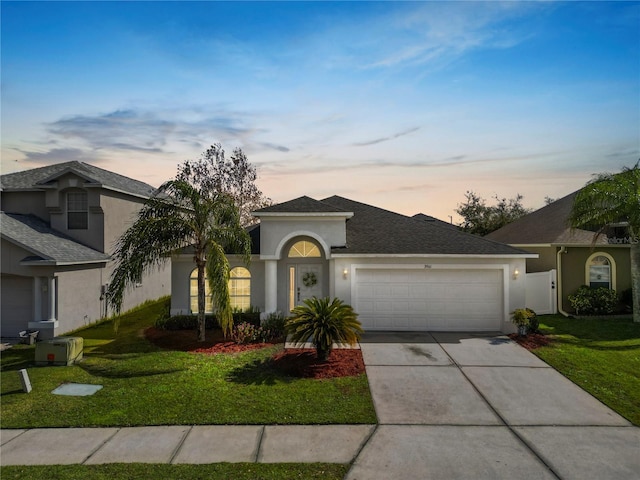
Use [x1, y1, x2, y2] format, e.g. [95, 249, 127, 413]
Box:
[355, 268, 503, 331]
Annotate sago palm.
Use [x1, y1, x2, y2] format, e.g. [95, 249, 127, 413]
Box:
[286, 297, 363, 361]
[568, 161, 639, 322]
[107, 179, 251, 340]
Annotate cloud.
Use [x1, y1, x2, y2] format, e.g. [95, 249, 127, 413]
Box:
[352, 127, 421, 147]
[13, 147, 104, 165]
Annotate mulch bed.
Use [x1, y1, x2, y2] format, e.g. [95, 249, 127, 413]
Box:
[508, 332, 552, 350]
[144, 327, 364, 378]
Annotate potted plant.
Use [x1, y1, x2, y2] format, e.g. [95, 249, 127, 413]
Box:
[511, 308, 536, 336]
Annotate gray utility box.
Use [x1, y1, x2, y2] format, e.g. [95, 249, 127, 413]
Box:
[35, 337, 83, 366]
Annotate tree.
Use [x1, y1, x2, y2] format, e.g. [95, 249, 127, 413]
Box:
[456, 191, 531, 236]
[107, 179, 252, 341]
[178, 143, 271, 226]
[568, 161, 640, 323]
[286, 297, 363, 361]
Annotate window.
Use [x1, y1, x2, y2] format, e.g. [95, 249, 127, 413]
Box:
[288, 240, 321, 258]
[190, 269, 213, 314]
[67, 191, 88, 229]
[229, 267, 251, 311]
[586, 253, 616, 290]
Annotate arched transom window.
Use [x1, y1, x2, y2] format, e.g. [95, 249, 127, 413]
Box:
[586, 253, 615, 290]
[189, 267, 252, 314]
[288, 240, 321, 258]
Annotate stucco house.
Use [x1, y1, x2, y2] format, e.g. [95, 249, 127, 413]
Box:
[172, 196, 534, 333]
[486, 191, 633, 315]
[1, 161, 170, 339]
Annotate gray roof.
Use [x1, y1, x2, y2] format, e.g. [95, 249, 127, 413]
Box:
[1, 212, 110, 265]
[412, 213, 459, 230]
[485, 192, 607, 245]
[320, 196, 527, 255]
[254, 196, 350, 214]
[1, 161, 157, 198]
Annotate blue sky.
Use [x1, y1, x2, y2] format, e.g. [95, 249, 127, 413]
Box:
[2, 1, 639, 221]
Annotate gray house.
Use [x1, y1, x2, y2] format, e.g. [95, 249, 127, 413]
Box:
[172, 196, 534, 333]
[1, 161, 170, 339]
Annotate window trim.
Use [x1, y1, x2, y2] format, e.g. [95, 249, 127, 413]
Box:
[585, 252, 616, 290]
[288, 240, 321, 258]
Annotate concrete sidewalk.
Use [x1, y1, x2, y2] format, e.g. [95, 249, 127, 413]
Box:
[1, 424, 375, 466]
[2, 332, 639, 480]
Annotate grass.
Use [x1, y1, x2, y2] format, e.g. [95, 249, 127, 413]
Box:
[533, 314, 640, 425]
[0, 463, 348, 480]
[0, 298, 376, 428]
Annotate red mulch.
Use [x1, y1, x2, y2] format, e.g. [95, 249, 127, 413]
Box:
[144, 327, 364, 378]
[508, 332, 552, 350]
[271, 349, 365, 379]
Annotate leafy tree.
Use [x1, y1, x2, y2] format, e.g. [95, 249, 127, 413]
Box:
[286, 297, 363, 361]
[178, 143, 271, 226]
[569, 161, 640, 322]
[107, 179, 251, 340]
[456, 191, 531, 236]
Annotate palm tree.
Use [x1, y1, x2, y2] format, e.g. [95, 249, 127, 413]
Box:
[107, 179, 251, 340]
[286, 297, 363, 361]
[568, 161, 639, 322]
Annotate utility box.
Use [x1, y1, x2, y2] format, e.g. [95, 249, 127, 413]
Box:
[35, 337, 83, 366]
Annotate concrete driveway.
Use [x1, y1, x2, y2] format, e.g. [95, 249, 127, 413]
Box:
[347, 332, 639, 480]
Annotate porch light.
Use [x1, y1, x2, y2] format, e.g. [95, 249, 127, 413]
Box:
[343, 268, 349, 279]
[513, 268, 520, 280]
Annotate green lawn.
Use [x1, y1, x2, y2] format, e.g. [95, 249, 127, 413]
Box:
[0, 463, 348, 480]
[533, 314, 640, 425]
[0, 298, 376, 428]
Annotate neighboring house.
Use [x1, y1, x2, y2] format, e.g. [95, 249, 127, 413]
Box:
[1, 161, 170, 339]
[486, 192, 633, 314]
[172, 196, 534, 333]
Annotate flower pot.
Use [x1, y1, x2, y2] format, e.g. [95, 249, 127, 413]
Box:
[517, 325, 528, 336]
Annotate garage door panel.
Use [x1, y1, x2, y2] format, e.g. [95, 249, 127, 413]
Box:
[355, 268, 502, 331]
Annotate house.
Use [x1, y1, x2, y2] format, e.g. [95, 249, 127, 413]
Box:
[1, 161, 170, 339]
[171, 196, 534, 333]
[486, 191, 633, 315]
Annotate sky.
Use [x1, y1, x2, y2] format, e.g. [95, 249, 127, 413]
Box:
[2, 1, 639, 222]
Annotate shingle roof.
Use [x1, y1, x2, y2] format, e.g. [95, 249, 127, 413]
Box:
[254, 196, 350, 214]
[0, 161, 157, 198]
[1, 212, 110, 265]
[485, 192, 607, 245]
[412, 213, 459, 230]
[319, 196, 528, 255]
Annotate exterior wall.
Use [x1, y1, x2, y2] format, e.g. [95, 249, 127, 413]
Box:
[100, 190, 147, 254]
[0, 191, 48, 220]
[170, 254, 258, 315]
[519, 246, 557, 272]
[1, 274, 33, 337]
[560, 245, 632, 313]
[56, 267, 105, 334]
[258, 217, 347, 258]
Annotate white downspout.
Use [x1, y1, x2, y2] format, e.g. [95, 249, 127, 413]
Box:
[557, 246, 570, 317]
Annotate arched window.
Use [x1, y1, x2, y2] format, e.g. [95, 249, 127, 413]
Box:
[288, 240, 321, 258]
[229, 267, 251, 311]
[189, 269, 213, 314]
[586, 253, 616, 290]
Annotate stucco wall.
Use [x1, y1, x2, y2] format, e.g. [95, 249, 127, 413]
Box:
[258, 217, 347, 258]
[521, 246, 557, 272]
[0, 191, 48, 220]
[560, 245, 632, 313]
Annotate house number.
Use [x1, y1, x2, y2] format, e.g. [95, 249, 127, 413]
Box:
[424, 264, 432, 269]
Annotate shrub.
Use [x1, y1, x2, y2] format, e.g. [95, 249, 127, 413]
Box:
[568, 286, 619, 315]
[231, 322, 261, 344]
[511, 308, 537, 334]
[155, 314, 216, 331]
[260, 312, 287, 342]
[286, 297, 363, 361]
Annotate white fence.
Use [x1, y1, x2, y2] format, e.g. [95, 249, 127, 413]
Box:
[525, 269, 557, 315]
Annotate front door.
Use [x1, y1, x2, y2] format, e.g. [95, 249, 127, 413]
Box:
[288, 264, 322, 311]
